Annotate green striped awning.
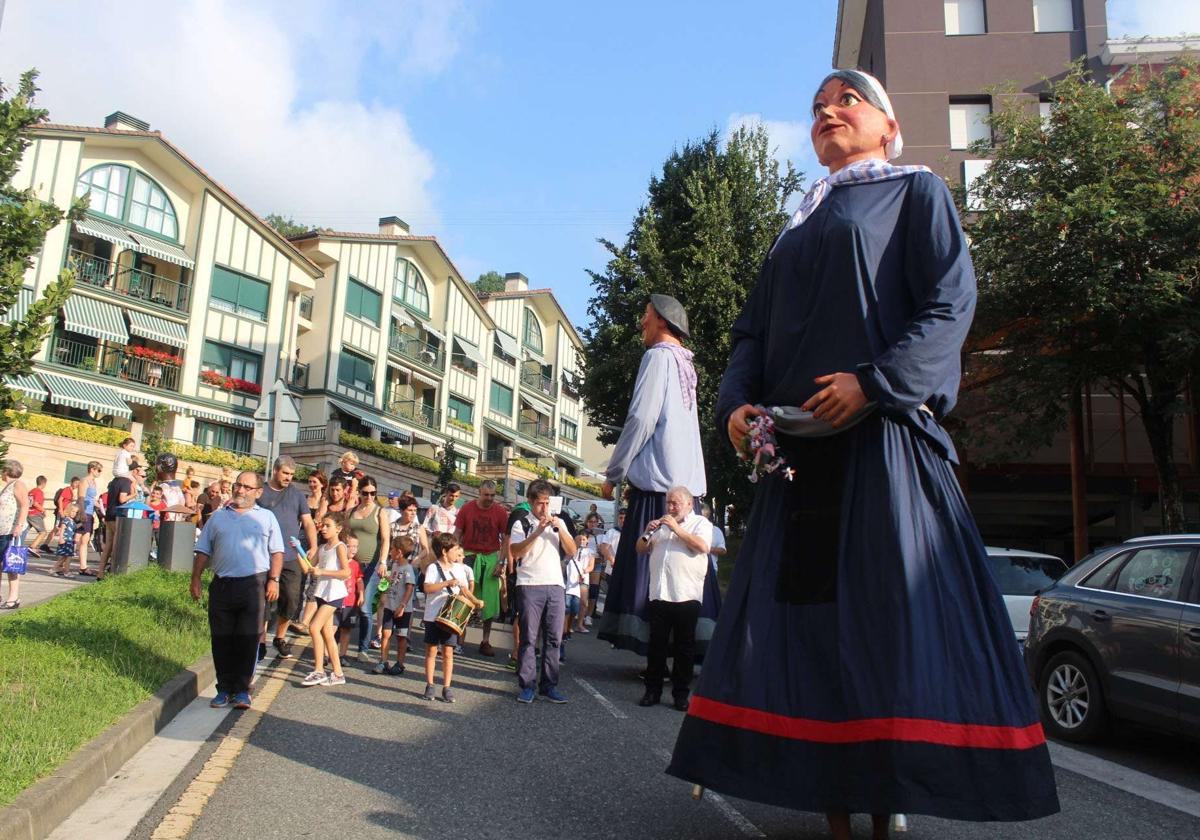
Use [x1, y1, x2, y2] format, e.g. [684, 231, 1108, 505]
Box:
[188, 407, 254, 428]
[127, 309, 188, 347]
[4, 373, 47, 401]
[63, 294, 129, 344]
[329, 397, 412, 443]
[2, 287, 34, 324]
[129, 232, 195, 269]
[112, 387, 189, 414]
[74, 215, 138, 250]
[39, 372, 132, 419]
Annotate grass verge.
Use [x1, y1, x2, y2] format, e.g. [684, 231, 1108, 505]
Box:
[0, 567, 210, 807]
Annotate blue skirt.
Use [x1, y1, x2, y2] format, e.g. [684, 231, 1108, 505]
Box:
[667, 416, 1059, 821]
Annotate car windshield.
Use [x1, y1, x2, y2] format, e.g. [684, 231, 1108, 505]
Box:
[987, 554, 1068, 596]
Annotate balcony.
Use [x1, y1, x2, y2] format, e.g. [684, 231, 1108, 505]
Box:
[387, 398, 442, 430]
[520, 364, 558, 400]
[298, 294, 314, 321]
[388, 329, 445, 373]
[70, 248, 191, 315]
[49, 333, 182, 392]
[519, 419, 555, 445]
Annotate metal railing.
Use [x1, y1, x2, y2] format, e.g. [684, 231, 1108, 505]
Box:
[387, 398, 442, 430]
[298, 293, 314, 320]
[388, 329, 445, 371]
[519, 419, 555, 444]
[49, 333, 182, 392]
[482, 445, 507, 464]
[69, 248, 191, 314]
[298, 425, 327, 443]
[520, 364, 558, 400]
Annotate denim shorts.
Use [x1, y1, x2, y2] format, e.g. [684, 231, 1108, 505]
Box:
[564, 594, 581, 616]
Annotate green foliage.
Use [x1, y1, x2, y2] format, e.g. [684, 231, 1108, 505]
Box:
[6, 410, 128, 446]
[140, 404, 170, 466]
[473, 270, 505, 294]
[0, 71, 85, 459]
[582, 125, 801, 513]
[512, 457, 557, 480]
[963, 60, 1200, 529]
[0, 567, 212, 806]
[163, 441, 264, 472]
[563, 473, 604, 497]
[264, 213, 310, 238]
[337, 431, 481, 487]
[447, 417, 474, 433]
[436, 437, 458, 497]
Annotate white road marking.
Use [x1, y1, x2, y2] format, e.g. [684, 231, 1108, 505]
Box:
[573, 676, 628, 719]
[1049, 741, 1200, 819]
[653, 748, 766, 838]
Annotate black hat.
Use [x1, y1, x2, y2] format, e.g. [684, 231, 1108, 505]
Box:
[155, 452, 178, 472]
[649, 293, 690, 339]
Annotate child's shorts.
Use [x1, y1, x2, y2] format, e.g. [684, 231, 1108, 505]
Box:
[564, 594, 581, 616]
[587, 582, 600, 600]
[334, 605, 358, 627]
[423, 621, 458, 648]
[381, 608, 412, 637]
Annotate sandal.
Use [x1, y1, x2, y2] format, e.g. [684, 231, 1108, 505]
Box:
[1, 601, 20, 610]
[79, 569, 98, 577]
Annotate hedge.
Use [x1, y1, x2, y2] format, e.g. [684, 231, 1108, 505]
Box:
[339, 431, 483, 488]
[164, 441, 265, 472]
[4, 410, 128, 447]
[563, 473, 604, 497]
[510, 456, 601, 497]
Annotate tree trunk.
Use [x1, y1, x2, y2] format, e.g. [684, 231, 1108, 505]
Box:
[1136, 385, 1186, 533]
[1068, 387, 1088, 563]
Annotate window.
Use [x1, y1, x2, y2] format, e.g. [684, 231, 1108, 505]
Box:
[1032, 0, 1073, 32]
[210, 266, 270, 320]
[490, 380, 514, 416]
[395, 259, 429, 315]
[962, 159, 992, 211]
[75, 164, 178, 240]
[337, 349, 375, 392]
[493, 330, 518, 365]
[985, 553, 1067, 596]
[949, 100, 992, 149]
[202, 341, 262, 383]
[451, 338, 481, 374]
[194, 421, 252, 454]
[64, 460, 91, 485]
[411, 484, 424, 499]
[944, 0, 986, 35]
[1110, 547, 1190, 601]
[560, 417, 578, 443]
[345, 277, 382, 326]
[523, 307, 543, 354]
[1039, 99, 1054, 128]
[447, 395, 474, 425]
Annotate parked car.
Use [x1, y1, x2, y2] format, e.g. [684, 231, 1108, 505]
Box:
[1024, 535, 1200, 743]
[984, 546, 1069, 642]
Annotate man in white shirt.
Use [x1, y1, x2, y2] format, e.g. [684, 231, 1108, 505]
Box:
[509, 479, 577, 704]
[701, 502, 727, 576]
[590, 508, 624, 624]
[635, 485, 712, 712]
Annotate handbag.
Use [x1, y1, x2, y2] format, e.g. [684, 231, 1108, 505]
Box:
[3, 536, 28, 575]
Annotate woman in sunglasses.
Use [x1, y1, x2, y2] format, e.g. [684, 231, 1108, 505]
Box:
[348, 475, 391, 658]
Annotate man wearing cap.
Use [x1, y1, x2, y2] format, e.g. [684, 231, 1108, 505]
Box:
[598, 295, 716, 656]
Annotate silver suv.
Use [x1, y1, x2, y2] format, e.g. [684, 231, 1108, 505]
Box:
[1024, 535, 1200, 743]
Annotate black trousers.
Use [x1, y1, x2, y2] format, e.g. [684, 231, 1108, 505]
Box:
[646, 599, 700, 698]
[209, 573, 267, 694]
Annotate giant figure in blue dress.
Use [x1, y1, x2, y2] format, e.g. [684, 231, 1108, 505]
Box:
[667, 70, 1059, 838]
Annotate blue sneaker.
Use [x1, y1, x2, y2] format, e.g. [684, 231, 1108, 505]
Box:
[541, 686, 568, 704]
[516, 686, 536, 704]
[210, 691, 233, 709]
[233, 691, 252, 709]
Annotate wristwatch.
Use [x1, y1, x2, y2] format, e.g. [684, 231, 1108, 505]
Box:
[269, 576, 280, 583]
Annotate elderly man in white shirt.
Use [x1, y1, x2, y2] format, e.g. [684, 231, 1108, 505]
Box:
[635, 485, 712, 712]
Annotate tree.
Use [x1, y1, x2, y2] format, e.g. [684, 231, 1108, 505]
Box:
[473, 271, 505, 294]
[264, 213, 310, 238]
[581, 126, 802, 514]
[0, 71, 82, 457]
[435, 438, 459, 499]
[963, 60, 1200, 531]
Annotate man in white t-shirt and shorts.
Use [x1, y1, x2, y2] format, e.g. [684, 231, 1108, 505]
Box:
[509, 479, 577, 704]
[591, 508, 624, 622]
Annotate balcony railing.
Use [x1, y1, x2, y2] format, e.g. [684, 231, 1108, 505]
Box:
[519, 419, 555, 444]
[388, 330, 445, 372]
[298, 293, 313, 320]
[483, 445, 507, 464]
[69, 248, 191, 314]
[49, 333, 182, 392]
[387, 398, 442, 430]
[520, 365, 558, 400]
[298, 425, 327, 443]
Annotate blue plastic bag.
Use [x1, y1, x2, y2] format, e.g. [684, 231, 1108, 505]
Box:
[2, 538, 28, 575]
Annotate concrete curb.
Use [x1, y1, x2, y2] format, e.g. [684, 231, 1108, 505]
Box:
[0, 654, 216, 840]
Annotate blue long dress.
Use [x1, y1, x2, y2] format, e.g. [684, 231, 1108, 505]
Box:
[666, 172, 1059, 821]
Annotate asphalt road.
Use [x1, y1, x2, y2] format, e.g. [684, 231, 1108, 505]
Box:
[171, 625, 1200, 840]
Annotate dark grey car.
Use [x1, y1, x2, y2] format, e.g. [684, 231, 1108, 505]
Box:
[1024, 535, 1200, 743]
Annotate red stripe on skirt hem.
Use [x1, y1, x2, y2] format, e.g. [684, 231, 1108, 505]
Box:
[687, 696, 1047, 750]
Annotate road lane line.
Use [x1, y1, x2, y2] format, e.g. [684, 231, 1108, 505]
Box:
[652, 748, 765, 837]
[1048, 741, 1200, 819]
[574, 676, 629, 719]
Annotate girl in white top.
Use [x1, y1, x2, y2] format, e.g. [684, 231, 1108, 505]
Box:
[297, 516, 350, 686]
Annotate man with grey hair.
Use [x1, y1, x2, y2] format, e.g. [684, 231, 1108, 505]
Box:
[634, 484, 713, 711]
[454, 478, 509, 656]
[258, 455, 317, 659]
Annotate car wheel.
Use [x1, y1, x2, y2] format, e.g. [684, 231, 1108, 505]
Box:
[1038, 649, 1107, 743]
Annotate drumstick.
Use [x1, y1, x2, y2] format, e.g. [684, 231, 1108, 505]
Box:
[691, 785, 704, 801]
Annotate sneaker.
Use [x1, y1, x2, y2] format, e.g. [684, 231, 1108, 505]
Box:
[257, 642, 267, 663]
[273, 637, 293, 659]
[387, 662, 406, 676]
[441, 687, 456, 703]
[210, 691, 233, 709]
[516, 686, 536, 704]
[478, 641, 496, 657]
[576, 626, 589, 634]
[540, 686, 568, 704]
[371, 662, 388, 675]
[454, 644, 464, 654]
[369, 639, 382, 650]
[301, 670, 329, 687]
[422, 683, 436, 701]
[233, 691, 252, 709]
[328, 672, 346, 686]
[583, 615, 593, 627]
[505, 657, 518, 671]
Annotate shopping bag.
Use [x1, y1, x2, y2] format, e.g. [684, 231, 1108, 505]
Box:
[2, 538, 28, 575]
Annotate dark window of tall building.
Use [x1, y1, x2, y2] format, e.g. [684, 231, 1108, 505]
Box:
[945, 0, 986, 35]
[1032, 0, 1073, 32]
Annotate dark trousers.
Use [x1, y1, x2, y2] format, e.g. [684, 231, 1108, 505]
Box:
[517, 585, 564, 691]
[208, 573, 267, 694]
[645, 599, 700, 698]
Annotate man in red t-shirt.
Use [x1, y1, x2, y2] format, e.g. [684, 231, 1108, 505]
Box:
[27, 475, 48, 554]
[453, 480, 509, 656]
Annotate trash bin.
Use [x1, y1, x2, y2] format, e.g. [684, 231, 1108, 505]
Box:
[111, 501, 154, 575]
[157, 515, 197, 572]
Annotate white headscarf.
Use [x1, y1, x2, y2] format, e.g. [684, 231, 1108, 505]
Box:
[815, 69, 904, 159]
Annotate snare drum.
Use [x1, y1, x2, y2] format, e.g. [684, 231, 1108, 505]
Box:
[436, 592, 475, 636]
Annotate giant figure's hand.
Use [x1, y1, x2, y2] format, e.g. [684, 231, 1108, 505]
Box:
[727, 404, 765, 452]
[803, 373, 868, 427]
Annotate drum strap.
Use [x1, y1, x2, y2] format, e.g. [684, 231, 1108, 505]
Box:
[433, 561, 460, 596]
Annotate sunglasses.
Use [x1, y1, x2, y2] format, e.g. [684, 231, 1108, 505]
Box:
[361, 490, 377, 496]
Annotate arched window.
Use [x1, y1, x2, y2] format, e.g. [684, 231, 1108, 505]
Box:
[75, 164, 179, 240]
[395, 259, 429, 316]
[523, 307, 543, 354]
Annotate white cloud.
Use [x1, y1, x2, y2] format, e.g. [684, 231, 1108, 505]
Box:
[0, 0, 470, 231]
[1107, 0, 1200, 38]
[725, 112, 822, 199]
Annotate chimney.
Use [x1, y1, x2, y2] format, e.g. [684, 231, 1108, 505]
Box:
[378, 215, 410, 236]
[104, 111, 150, 131]
[504, 272, 528, 292]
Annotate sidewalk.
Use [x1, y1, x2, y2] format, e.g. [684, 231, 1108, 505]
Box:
[1, 543, 102, 611]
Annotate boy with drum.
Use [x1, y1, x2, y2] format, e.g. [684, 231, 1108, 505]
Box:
[421, 533, 483, 703]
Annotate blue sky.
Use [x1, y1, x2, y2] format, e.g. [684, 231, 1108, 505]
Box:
[1, 1, 1195, 328]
